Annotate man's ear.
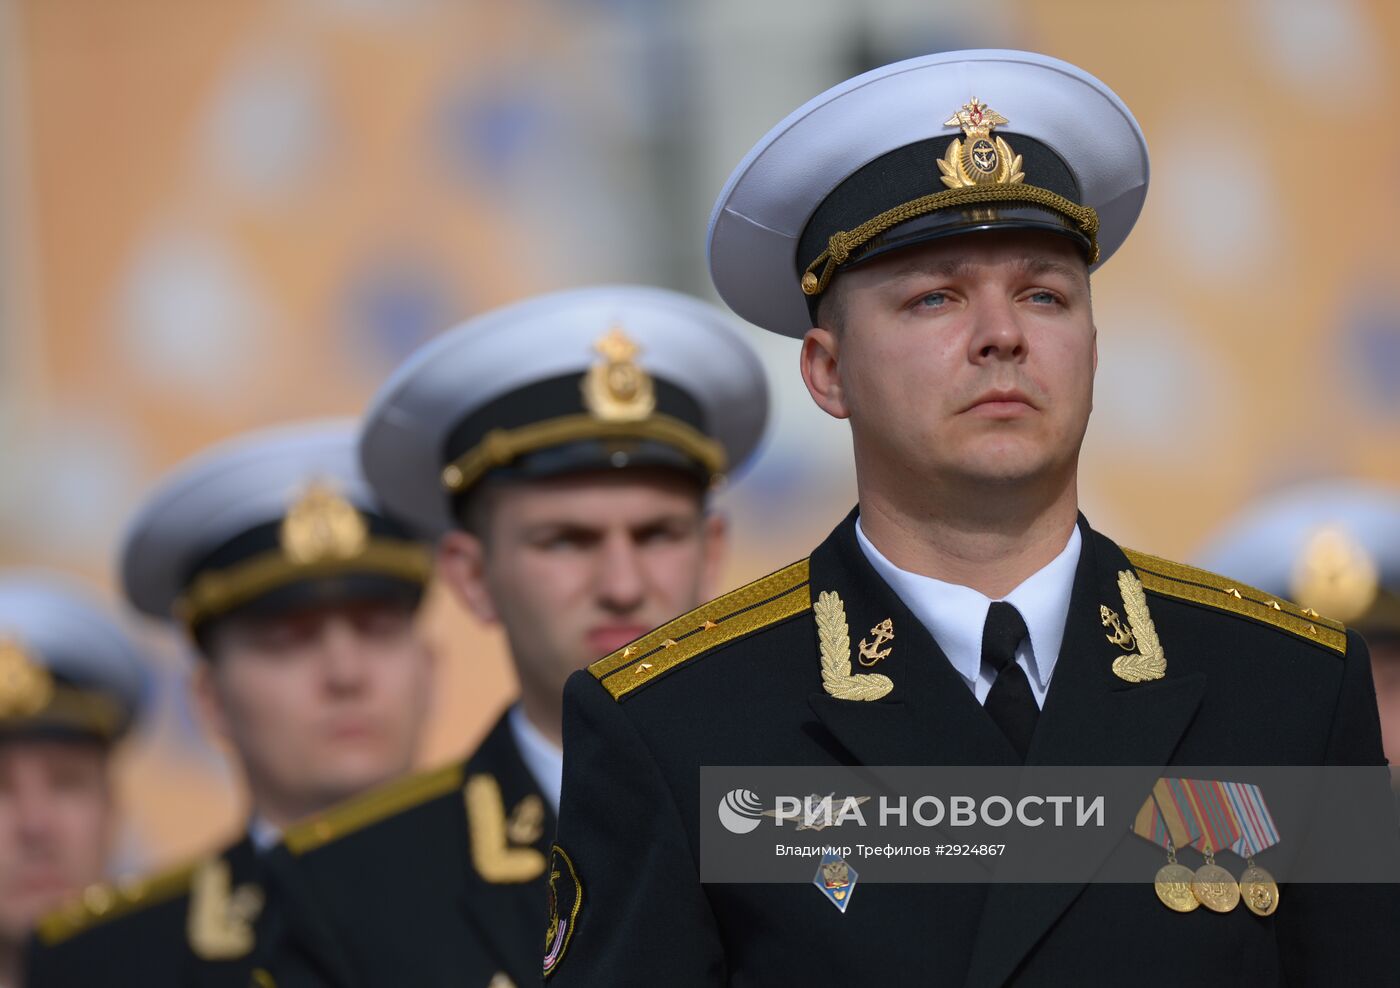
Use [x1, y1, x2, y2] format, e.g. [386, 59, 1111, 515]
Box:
[697, 510, 729, 601]
[800, 327, 851, 420]
[436, 530, 500, 625]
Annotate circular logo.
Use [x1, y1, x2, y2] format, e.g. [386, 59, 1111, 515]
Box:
[717, 788, 765, 834]
[968, 138, 999, 178]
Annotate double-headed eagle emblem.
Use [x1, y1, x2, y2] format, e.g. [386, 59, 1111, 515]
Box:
[938, 99, 1025, 189]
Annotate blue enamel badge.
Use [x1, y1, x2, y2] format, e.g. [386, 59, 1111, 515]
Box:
[813, 853, 857, 913]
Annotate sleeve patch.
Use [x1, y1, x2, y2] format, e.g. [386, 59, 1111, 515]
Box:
[543, 844, 583, 977]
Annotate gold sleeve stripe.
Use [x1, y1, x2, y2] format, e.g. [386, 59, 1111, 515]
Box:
[283, 762, 464, 855]
[591, 558, 812, 700]
[35, 861, 198, 946]
[1124, 548, 1348, 655]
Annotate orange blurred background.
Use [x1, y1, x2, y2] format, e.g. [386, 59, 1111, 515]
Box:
[1, 0, 1398, 873]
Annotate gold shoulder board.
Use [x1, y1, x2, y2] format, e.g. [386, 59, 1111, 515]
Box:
[35, 860, 198, 946]
[1123, 548, 1347, 655]
[283, 762, 464, 855]
[589, 558, 812, 701]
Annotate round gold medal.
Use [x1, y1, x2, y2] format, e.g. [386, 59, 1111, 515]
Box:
[1239, 863, 1280, 917]
[1192, 862, 1240, 913]
[1154, 863, 1199, 913]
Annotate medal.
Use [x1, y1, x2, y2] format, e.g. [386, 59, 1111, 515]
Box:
[1178, 779, 1242, 913]
[1155, 856, 1199, 913]
[1191, 848, 1240, 913]
[1133, 792, 1198, 912]
[1223, 782, 1283, 917]
[1239, 861, 1280, 917]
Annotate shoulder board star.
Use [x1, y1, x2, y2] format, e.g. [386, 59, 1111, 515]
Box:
[1122, 548, 1347, 655]
[588, 559, 812, 701]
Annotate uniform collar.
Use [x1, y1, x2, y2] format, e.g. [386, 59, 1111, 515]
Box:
[507, 704, 563, 813]
[248, 814, 282, 853]
[854, 515, 1081, 694]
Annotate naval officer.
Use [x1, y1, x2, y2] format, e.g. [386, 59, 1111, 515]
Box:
[258, 285, 768, 987]
[0, 576, 146, 988]
[25, 420, 434, 987]
[547, 50, 1400, 986]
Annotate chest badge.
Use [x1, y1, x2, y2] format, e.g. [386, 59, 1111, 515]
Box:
[812, 852, 858, 913]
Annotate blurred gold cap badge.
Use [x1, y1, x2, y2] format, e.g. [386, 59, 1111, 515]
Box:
[939, 99, 1025, 189]
[279, 482, 369, 565]
[1290, 524, 1379, 624]
[581, 327, 656, 423]
[0, 636, 54, 719]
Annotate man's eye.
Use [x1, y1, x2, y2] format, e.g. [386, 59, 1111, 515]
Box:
[540, 533, 593, 551]
[1028, 290, 1059, 305]
[918, 292, 947, 308]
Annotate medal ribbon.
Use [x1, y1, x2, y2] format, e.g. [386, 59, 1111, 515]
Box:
[1180, 778, 1241, 855]
[1222, 782, 1280, 858]
[1151, 778, 1204, 849]
[1131, 793, 1171, 850]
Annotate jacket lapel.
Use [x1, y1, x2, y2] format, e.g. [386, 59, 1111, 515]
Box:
[805, 510, 1020, 769]
[456, 712, 558, 985]
[961, 519, 1206, 988]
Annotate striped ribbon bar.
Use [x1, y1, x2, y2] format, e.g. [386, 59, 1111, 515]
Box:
[1181, 778, 1242, 856]
[1132, 793, 1171, 850]
[1222, 782, 1281, 858]
[1152, 777, 1205, 849]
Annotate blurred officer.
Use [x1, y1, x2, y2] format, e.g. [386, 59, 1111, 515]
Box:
[25, 420, 434, 987]
[547, 50, 1400, 985]
[1199, 481, 1400, 770]
[260, 285, 768, 987]
[0, 575, 145, 988]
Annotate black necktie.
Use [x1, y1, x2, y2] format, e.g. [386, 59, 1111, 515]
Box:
[982, 601, 1038, 761]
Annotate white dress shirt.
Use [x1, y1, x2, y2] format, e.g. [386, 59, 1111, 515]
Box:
[248, 814, 282, 853]
[508, 703, 564, 814]
[855, 518, 1082, 709]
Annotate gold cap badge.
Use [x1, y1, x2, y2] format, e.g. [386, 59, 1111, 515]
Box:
[0, 636, 54, 719]
[581, 327, 656, 423]
[939, 99, 1025, 189]
[279, 482, 369, 565]
[1290, 524, 1380, 624]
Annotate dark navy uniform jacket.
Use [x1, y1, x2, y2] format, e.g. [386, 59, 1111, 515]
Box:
[24, 832, 353, 988]
[259, 710, 553, 988]
[546, 511, 1400, 987]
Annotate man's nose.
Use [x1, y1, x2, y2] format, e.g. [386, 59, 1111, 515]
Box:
[968, 294, 1028, 363]
[595, 534, 647, 612]
[319, 617, 370, 691]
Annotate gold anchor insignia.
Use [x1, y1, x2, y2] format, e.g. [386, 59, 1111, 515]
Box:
[0, 637, 54, 719]
[506, 794, 546, 847]
[1290, 524, 1379, 624]
[938, 99, 1025, 189]
[279, 481, 369, 565]
[816, 591, 894, 701]
[464, 774, 546, 883]
[857, 619, 895, 667]
[580, 327, 656, 423]
[1108, 570, 1167, 683]
[186, 858, 263, 960]
[1099, 606, 1136, 650]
